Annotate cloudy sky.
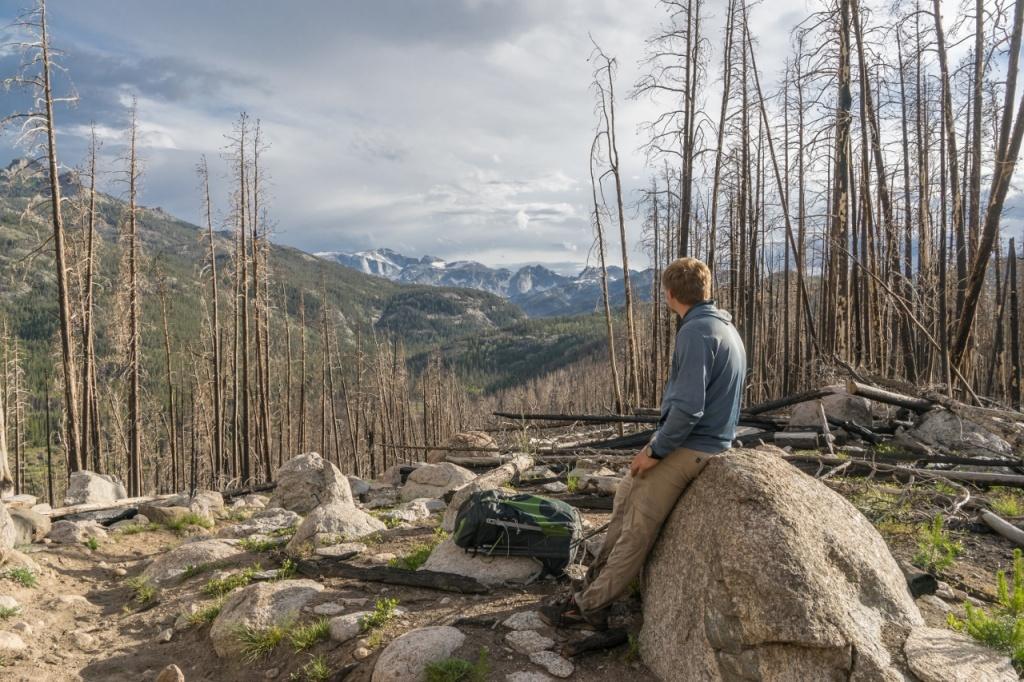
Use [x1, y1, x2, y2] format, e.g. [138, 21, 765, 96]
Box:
[1, 0, 997, 273]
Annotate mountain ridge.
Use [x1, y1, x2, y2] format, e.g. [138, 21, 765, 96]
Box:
[317, 247, 655, 317]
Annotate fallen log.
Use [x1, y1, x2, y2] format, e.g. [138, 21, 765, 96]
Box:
[783, 454, 1024, 489]
[846, 381, 934, 413]
[563, 628, 630, 657]
[44, 493, 176, 520]
[222, 482, 276, 501]
[775, 432, 822, 449]
[744, 388, 837, 415]
[980, 511, 1024, 548]
[493, 411, 659, 424]
[555, 494, 614, 511]
[896, 560, 938, 597]
[294, 559, 490, 594]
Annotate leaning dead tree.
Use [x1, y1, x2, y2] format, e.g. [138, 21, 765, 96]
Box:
[1, 0, 83, 472]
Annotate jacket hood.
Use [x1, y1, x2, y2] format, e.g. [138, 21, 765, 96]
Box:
[682, 300, 733, 326]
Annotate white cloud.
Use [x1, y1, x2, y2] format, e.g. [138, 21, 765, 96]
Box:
[516, 208, 530, 230]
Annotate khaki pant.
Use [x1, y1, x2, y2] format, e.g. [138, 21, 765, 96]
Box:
[576, 446, 712, 614]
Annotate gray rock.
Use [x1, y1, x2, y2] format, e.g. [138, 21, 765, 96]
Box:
[790, 385, 872, 430]
[329, 610, 372, 643]
[142, 538, 243, 586]
[503, 611, 546, 631]
[371, 625, 466, 682]
[528, 651, 574, 678]
[312, 602, 345, 616]
[421, 538, 541, 585]
[286, 501, 385, 553]
[270, 452, 353, 514]
[243, 494, 269, 508]
[377, 498, 446, 524]
[904, 626, 1016, 682]
[347, 476, 371, 497]
[48, 519, 108, 544]
[217, 507, 301, 539]
[63, 470, 127, 506]
[505, 629, 554, 654]
[641, 449, 924, 682]
[0, 503, 16, 550]
[0, 630, 26, 653]
[210, 579, 324, 658]
[139, 504, 201, 525]
[0, 596, 18, 610]
[155, 664, 185, 682]
[577, 474, 621, 496]
[2, 494, 36, 509]
[8, 507, 50, 545]
[426, 431, 496, 463]
[909, 409, 1013, 458]
[506, 673, 555, 682]
[441, 455, 532, 531]
[400, 462, 476, 502]
[540, 482, 567, 493]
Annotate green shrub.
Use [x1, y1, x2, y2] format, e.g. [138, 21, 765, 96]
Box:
[361, 597, 399, 633]
[236, 623, 289, 663]
[186, 600, 223, 626]
[289, 655, 331, 682]
[3, 567, 37, 588]
[0, 605, 20, 620]
[949, 548, 1024, 671]
[203, 564, 260, 597]
[912, 515, 961, 573]
[84, 537, 100, 551]
[389, 529, 448, 571]
[164, 513, 214, 532]
[288, 618, 330, 652]
[425, 648, 490, 682]
[991, 489, 1024, 518]
[125, 576, 157, 606]
[238, 537, 280, 553]
[566, 476, 580, 494]
[276, 558, 297, 580]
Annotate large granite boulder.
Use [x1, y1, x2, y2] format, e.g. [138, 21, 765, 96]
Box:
[8, 507, 50, 545]
[63, 471, 127, 506]
[908, 409, 1013, 458]
[285, 501, 385, 553]
[421, 538, 541, 585]
[48, 519, 107, 544]
[641, 449, 924, 681]
[210, 579, 324, 658]
[441, 455, 533, 531]
[400, 462, 476, 502]
[270, 452, 353, 514]
[789, 384, 873, 430]
[372, 625, 466, 682]
[217, 507, 301, 539]
[142, 538, 243, 586]
[426, 431, 496, 463]
[0, 503, 15, 550]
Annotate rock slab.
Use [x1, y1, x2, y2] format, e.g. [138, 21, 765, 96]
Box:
[903, 626, 1016, 682]
[421, 538, 541, 585]
[641, 449, 924, 682]
[63, 470, 127, 506]
[210, 579, 324, 658]
[372, 625, 466, 682]
[270, 452, 353, 514]
[400, 462, 476, 502]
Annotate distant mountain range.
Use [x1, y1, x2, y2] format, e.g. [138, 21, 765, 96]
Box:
[316, 248, 654, 317]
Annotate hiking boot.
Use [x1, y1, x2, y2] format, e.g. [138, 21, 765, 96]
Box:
[538, 594, 608, 631]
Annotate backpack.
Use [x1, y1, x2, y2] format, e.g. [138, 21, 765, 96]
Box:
[451, 490, 584, 577]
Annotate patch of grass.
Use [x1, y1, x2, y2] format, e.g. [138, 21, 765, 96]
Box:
[238, 537, 280, 553]
[227, 509, 253, 522]
[372, 512, 403, 529]
[290, 655, 331, 682]
[183, 563, 214, 580]
[933, 481, 959, 496]
[114, 522, 159, 536]
[202, 564, 261, 598]
[83, 536, 100, 551]
[163, 512, 214, 532]
[3, 567, 37, 588]
[186, 599, 224, 627]
[288, 617, 330, 652]
[236, 623, 289, 663]
[125, 576, 157, 606]
[912, 515, 962, 574]
[360, 597, 399, 634]
[875, 519, 915, 540]
[623, 633, 641, 663]
[424, 648, 490, 682]
[389, 529, 448, 571]
[269, 526, 297, 537]
[566, 475, 580, 494]
[0, 605, 20, 620]
[948, 548, 1024, 671]
[991, 488, 1024, 518]
[362, 531, 384, 546]
[276, 558, 298, 580]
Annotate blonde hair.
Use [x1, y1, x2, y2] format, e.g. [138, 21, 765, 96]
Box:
[662, 257, 712, 305]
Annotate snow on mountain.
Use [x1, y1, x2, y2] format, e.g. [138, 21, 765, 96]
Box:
[316, 248, 652, 317]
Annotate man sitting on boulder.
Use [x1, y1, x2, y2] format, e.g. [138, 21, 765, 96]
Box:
[541, 257, 746, 629]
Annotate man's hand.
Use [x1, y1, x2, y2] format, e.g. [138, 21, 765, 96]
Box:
[630, 446, 660, 478]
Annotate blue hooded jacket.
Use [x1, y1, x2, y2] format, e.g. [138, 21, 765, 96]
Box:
[649, 300, 746, 457]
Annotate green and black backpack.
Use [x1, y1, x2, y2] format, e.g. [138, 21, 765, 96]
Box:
[451, 490, 583, 577]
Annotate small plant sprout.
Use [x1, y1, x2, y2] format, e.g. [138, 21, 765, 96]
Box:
[911, 515, 962, 574]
